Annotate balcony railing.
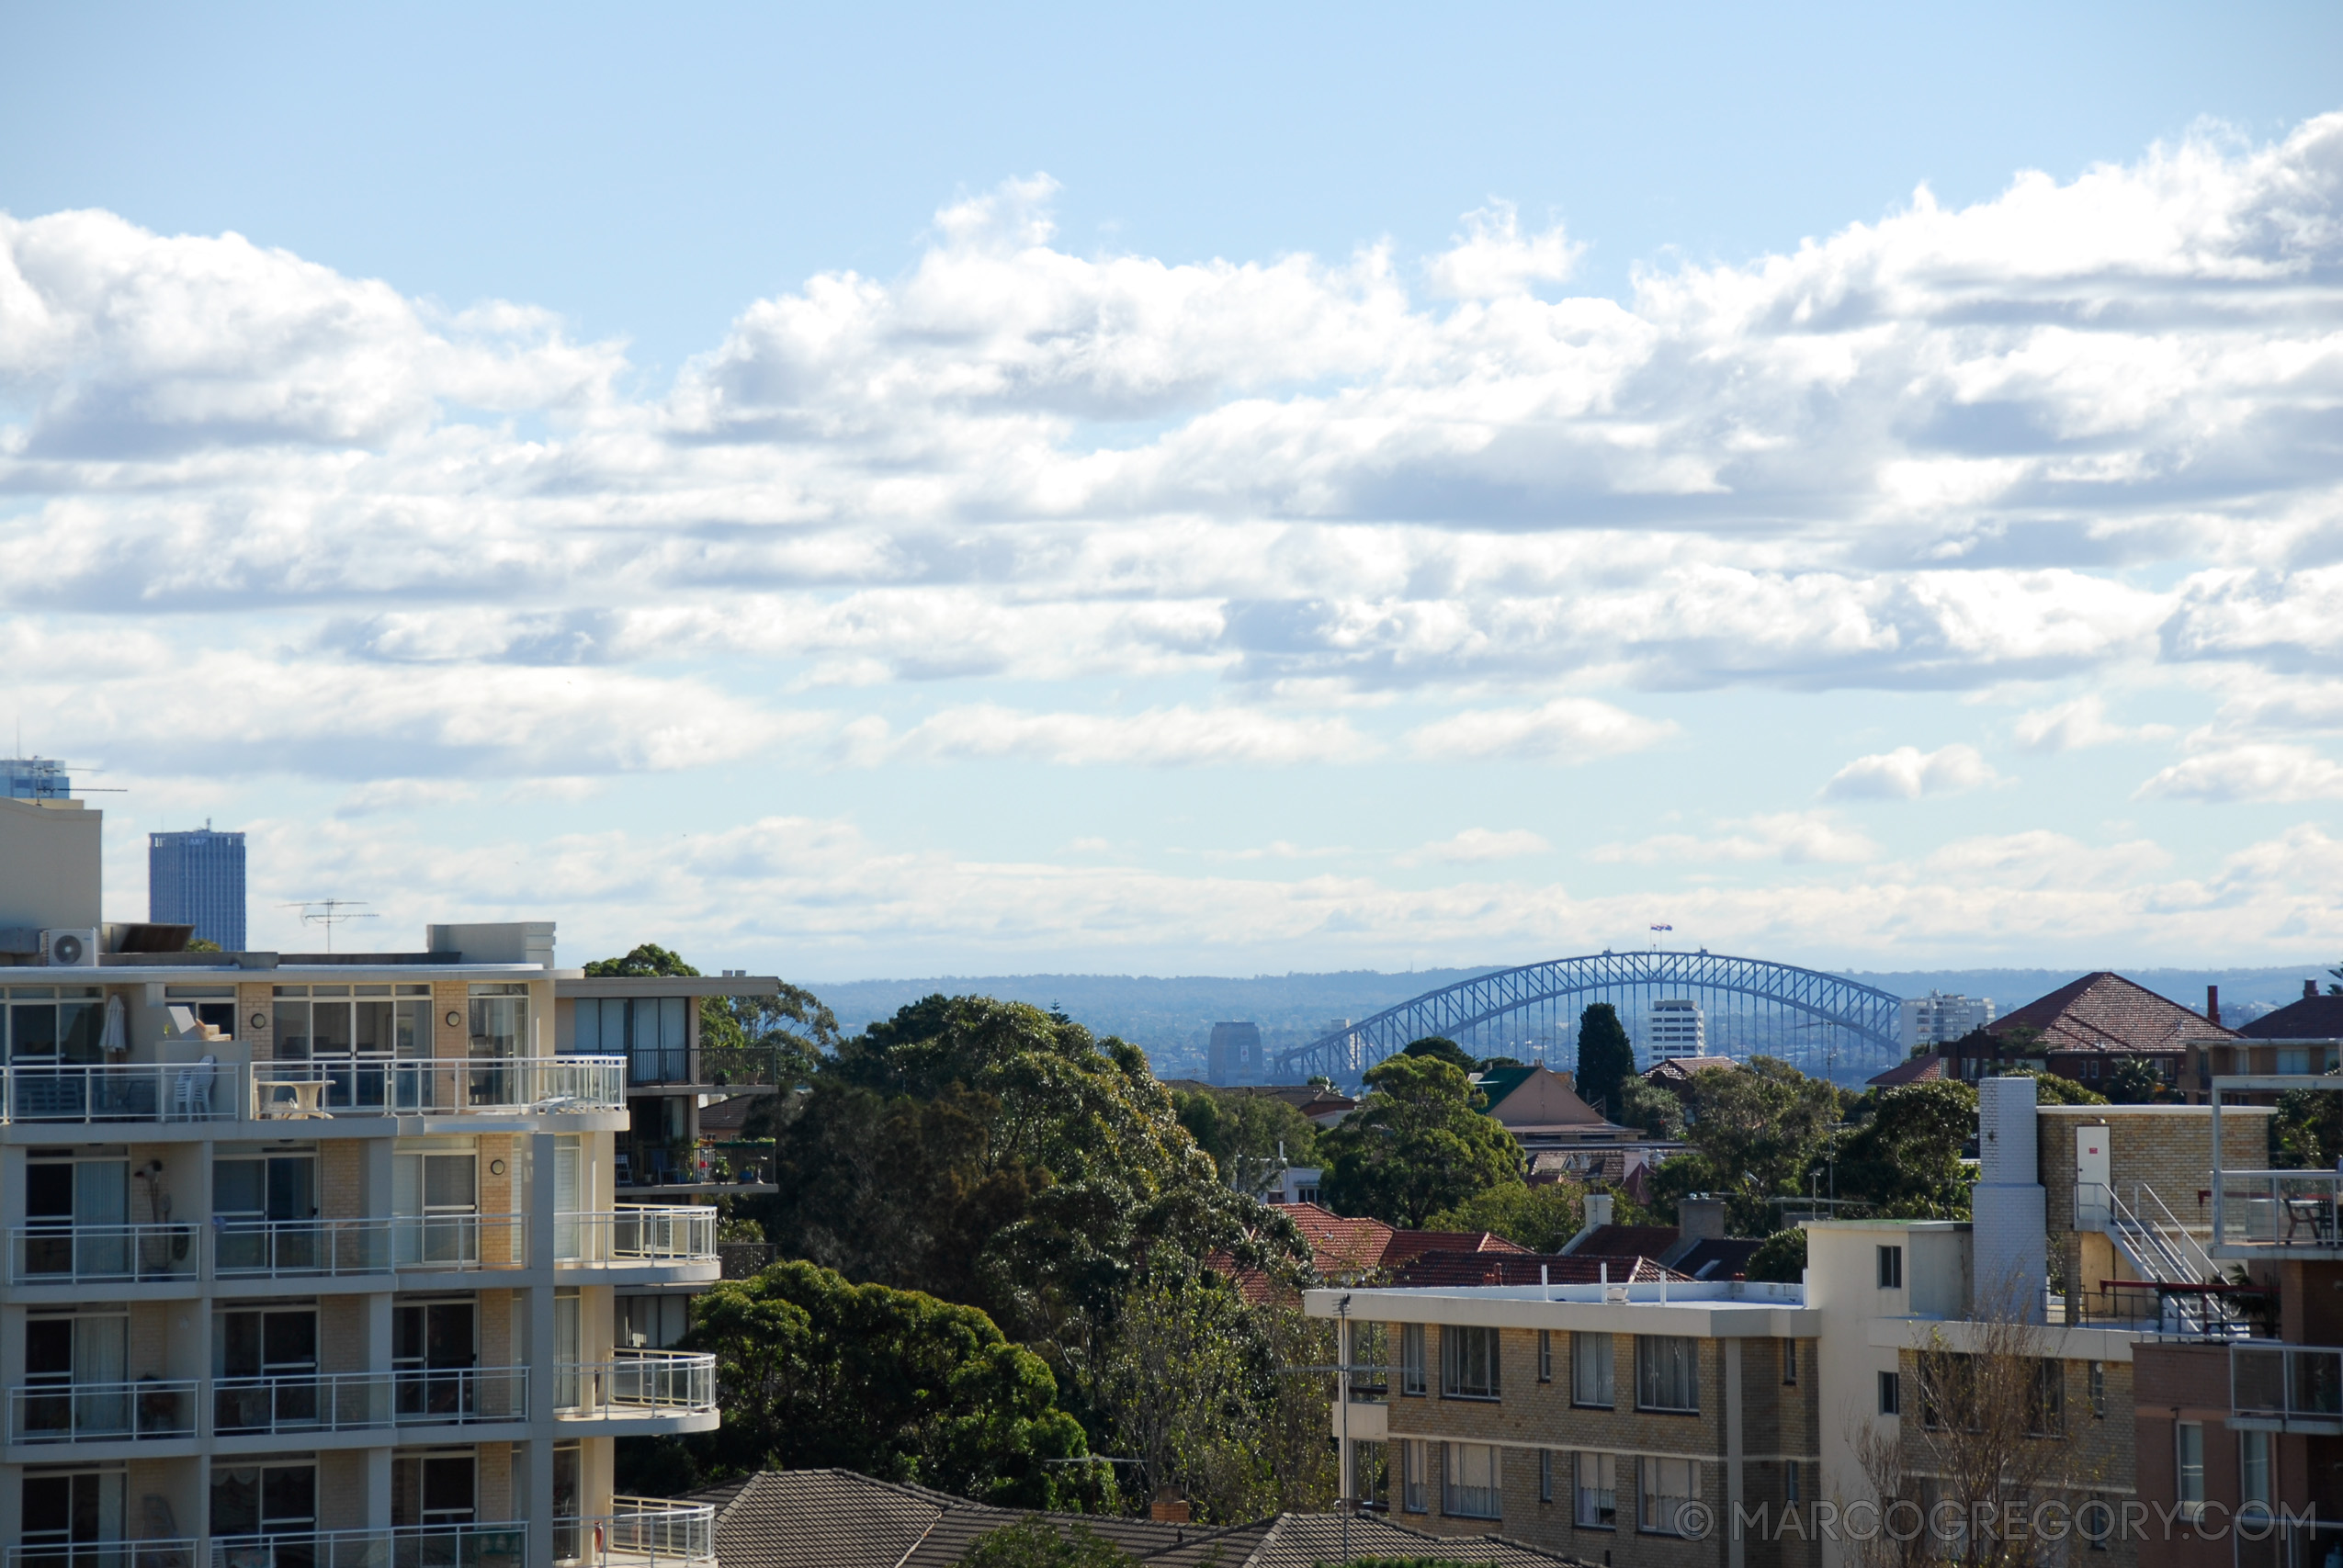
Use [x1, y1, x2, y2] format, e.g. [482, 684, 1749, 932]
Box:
[554, 1209, 719, 1267]
[6, 1542, 201, 1568]
[556, 1503, 714, 1568]
[2, 1063, 244, 1123]
[214, 1216, 529, 1277]
[556, 1352, 717, 1418]
[7, 1380, 198, 1443]
[8, 1222, 200, 1284]
[212, 1367, 530, 1435]
[2234, 1342, 2343, 1430]
[208, 1524, 527, 1568]
[251, 1056, 626, 1118]
[2216, 1171, 2343, 1249]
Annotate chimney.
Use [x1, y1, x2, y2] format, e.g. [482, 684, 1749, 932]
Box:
[1972, 1076, 2046, 1322]
[2310, 979, 2321, 1001]
[1677, 1195, 1726, 1245]
[1149, 1487, 1191, 1524]
[2207, 985, 2221, 1027]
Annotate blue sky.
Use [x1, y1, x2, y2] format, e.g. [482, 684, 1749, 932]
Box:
[3, 2, 2342, 977]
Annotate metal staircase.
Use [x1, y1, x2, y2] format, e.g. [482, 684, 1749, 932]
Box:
[2097, 1182, 2243, 1335]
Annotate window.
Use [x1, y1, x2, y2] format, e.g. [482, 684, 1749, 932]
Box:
[21, 1152, 128, 1279]
[394, 1299, 478, 1419]
[1354, 1443, 1388, 1515]
[213, 1304, 319, 1432]
[210, 1461, 316, 1540]
[617, 1294, 690, 1350]
[21, 1313, 128, 1438]
[1877, 1245, 1904, 1289]
[212, 1150, 318, 1271]
[1401, 1440, 1427, 1513]
[1400, 1325, 1427, 1396]
[1540, 1449, 1555, 1504]
[1783, 1337, 1798, 1385]
[393, 1451, 476, 1529]
[1785, 1462, 1800, 1505]
[270, 986, 432, 1110]
[1575, 1453, 1617, 1529]
[1572, 1333, 1614, 1407]
[469, 986, 534, 1057]
[1538, 1330, 1552, 1382]
[2029, 1360, 2065, 1436]
[1443, 1325, 1500, 1400]
[553, 1442, 583, 1563]
[1444, 1443, 1501, 1519]
[1638, 1456, 1700, 1535]
[575, 996, 690, 1085]
[2081, 1498, 2113, 1552]
[394, 1149, 480, 1266]
[22, 1468, 125, 1558]
[2088, 1361, 2106, 1418]
[2175, 1422, 2204, 1521]
[2240, 1429, 2271, 1515]
[163, 986, 238, 1043]
[3, 987, 105, 1065]
[1878, 1370, 1902, 1416]
[1636, 1336, 1699, 1413]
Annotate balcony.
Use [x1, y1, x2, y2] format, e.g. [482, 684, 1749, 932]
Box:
[557, 1502, 715, 1568]
[2214, 1170, 2343, 1253]
[2233, 1342, 2343, 1433]
[213, 1216, 530, 1278]
[2, 1063, 243, 1123]
[207, 1524, 527, 1568]
[556, 1352, 717, 1420]
[8, 1223, 199, 1285]
[211, 1367, 531, 1436]
[6, 1380, 198, 1444]
[555, 1209, 718, 1268]
[6, 1544, 202, 1568]
[251, 1057, 625, 1119]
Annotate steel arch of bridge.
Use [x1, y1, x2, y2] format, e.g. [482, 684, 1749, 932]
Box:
[1276, 951, 1903, 1085]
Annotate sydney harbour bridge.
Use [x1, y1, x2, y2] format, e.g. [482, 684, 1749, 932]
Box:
[1274, 950, 1903, 1087]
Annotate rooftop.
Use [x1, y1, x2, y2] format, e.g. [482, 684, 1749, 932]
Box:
[1988, 970, 2234, 1055]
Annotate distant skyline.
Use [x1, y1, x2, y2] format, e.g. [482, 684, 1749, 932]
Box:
[4, 5, 2342, 977]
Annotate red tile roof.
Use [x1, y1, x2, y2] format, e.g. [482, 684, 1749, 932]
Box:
[1990, 971, 2235, 1055]
[1868, 1054, 1945, 1088]
[2240, 993, 2343, 1041]
[1205, 1203, 1527, 1302]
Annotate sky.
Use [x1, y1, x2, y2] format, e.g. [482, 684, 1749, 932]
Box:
[4, 2, 2343, 979]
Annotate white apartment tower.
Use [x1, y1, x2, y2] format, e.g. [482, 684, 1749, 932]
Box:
[1897, 990, 1996, 1054]
[1645, 998, 1705, 1059]
[0, 795, 764, 1568]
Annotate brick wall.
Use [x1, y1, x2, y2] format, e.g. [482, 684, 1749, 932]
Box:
[316, 1450, 367, 1531]
[2039, 1108, 2273, 1238]
[318, 1295, 367, 1374]
[478, 1441, 512, 1521]
[321, 1141, 364, 1221]
[435, 982, 469, 1061]
[239, 981, 274, 1062]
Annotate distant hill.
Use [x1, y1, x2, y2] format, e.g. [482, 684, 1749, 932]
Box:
[808, 961, 2338, 1079]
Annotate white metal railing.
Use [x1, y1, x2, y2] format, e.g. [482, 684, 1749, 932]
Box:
[554, 1209, 718, 1267]
[7, 1380, 198, 1443]
[212, 1215, 529, 1277]
[251, 1056, 625, 1118]
[8, 1223, 200, 1284]
[555, 1352, 716, 1418]
[2217, 1170, 2343, 1248]
[211, 1367, 530, 1435]
[2, 1062, 243, 1123]
[6, 1542, 201, 1568]
[208, 1523, 528, 1568]
[2234, 1342, 2343, 1427]
[554, 1503, 714, 1568]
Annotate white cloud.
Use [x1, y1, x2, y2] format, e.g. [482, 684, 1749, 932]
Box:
[2134, 743, 2343, 804]
[1398, 828, 1553, 867]
[1406, 698, 1674, 761]
[2011, 694, 2177, 752]
[1592, 811, 1881, 865]
[845, 705, 1374, 768]
[1823, 744, 2002, 801]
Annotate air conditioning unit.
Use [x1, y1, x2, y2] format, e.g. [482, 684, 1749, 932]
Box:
[41, 928, 101, 967]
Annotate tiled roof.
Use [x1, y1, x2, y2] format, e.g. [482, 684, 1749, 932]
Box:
[1563, 1224, 1683, 1262]
[2239, 993, 2343, 1041]
[1867, 1054, 1945, 1087]
[1206, 1204, 1522, 1303]
[1377, 1226, 1529, 1264]
[1643, 1055, 1737, 1082]
[690, 1469, 1590, 1567]
[1988, 971, 2234, 1055]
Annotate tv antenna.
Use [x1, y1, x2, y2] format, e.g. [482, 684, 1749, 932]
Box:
[279, 899, 378, 952]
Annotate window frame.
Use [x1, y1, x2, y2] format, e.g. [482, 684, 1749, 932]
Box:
[1400, 1324, 1427, 1397]
[1637, 1455, 1701, 1536]
[1538, 1329, 1552, 1382]
[1635, 1335, 1700, 1415]
[1571, 1332, 1614, 1409]
[1400, 1439, 1428, 1514]
[2175, 1421, 2205, 1521]
[1442, 1324, 1500, 1402]
[1442, 1441, 1502, 1520]
[1878, 1369, 1901, 1416]
[1877, 1245, 1904, 1289]
[1574, 1451, 1618, 1530]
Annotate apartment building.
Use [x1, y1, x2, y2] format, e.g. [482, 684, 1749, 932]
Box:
[0, 795, 757, 1568]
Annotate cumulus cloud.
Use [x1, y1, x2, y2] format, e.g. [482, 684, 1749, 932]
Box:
[1398, 828, 1553, 866]
[2012, 694, 2176, 751]
[1823, 744, 2002, 801]
[2134, 743, 2343, 803]
[1407, 697, 1675, 761]
[842, 705, 1374, 768]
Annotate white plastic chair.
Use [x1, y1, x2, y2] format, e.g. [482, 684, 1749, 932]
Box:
[173, 1055, 217, 1121]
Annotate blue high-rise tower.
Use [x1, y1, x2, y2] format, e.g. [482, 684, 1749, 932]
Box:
[149, 822, 248, 950]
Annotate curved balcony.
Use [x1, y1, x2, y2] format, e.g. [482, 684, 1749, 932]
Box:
[555, 1208, 718, 1269]
[556, 1352, 717, 1423]
[557, 1501, 715, 1568]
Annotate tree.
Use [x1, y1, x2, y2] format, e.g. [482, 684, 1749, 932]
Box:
[2101, 1057, 2168, 1104]
[1744, 1227, 1806, 1283]
[1172, 1089, 1322, 1198]
[964, 1519, 1138, 1568]
[1398, 1036, 1475, 1073]
[682, 1259, 1106, 1508]
[1994, 1066, 2104, 1107]
[1574, 1004, 1636, 1120]
[1833, 1080, 1977, 1219]
[584, 942, 839, 1088]
[1616, 1077, 1684, 1138]
[1318, 1055, 1522, 1226]
[1646, 1057, 1840, 1233]
[1425, 1180, 1585, 1252]
[2271, 1075, 2343, 1168]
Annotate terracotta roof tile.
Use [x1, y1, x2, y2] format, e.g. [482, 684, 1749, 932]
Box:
[1868, 1054, 1945, 1087]
[2240, 994, 2343, 1041]
[1989, 972, 2234, 1055]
